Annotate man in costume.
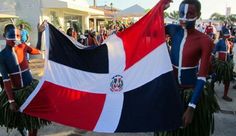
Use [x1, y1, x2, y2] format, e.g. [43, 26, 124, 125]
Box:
[213, 27, 234, 102]
[0, 22, 50, 136]
[205, 21, 216, 40]
[156, 0, 219, 136]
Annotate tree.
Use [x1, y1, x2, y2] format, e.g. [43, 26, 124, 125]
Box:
[210, 13, 225, 22]
[227, 14, 236, 23]
[210, 13, 236, 24]
[15, 19, 32, 32]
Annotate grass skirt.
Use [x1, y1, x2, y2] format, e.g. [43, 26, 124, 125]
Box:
[0, 79, 51, 130]
[213, 59, 234, 83]
[155, 81, 220, 136]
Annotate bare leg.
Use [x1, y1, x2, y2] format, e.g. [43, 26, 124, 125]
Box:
[28, 129, 38, 136]
[222, 81, 232, 101]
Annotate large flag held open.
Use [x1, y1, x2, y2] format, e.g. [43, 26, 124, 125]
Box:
[20, 0, 183, 132]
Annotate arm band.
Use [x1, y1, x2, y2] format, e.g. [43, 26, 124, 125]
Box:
[189, 77, 206, 108]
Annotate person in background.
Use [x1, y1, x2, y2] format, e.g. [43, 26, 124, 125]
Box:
[205, 21, 216, 40]
[98, 27, 108, 44]
[66, 27, 78, 41]
[156, 0, 219, 136]
[19, 24, 30, 44]
[19, 24, 31, 62]
[66, 28, 75, 39]
[88, 30, 99, 46]
[0, 22, 50, 136]
[213, 27, 234, 102]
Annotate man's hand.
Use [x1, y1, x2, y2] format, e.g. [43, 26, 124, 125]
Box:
[38, 20, 48, 32]
[9, 102, 18, 112]
[182, 107, 194, 127]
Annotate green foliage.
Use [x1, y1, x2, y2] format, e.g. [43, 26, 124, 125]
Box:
[227, 14, 236, 23]
[50, 11, 61, 28]
[210, 13, 236, 24]
[72, 22, 82, 33]
[15, 19, 32, 32]
[210, 13, 226, 21]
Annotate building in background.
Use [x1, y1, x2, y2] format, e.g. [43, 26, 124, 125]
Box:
[0, 0, 104, 52]
[90, 4, 119, 32]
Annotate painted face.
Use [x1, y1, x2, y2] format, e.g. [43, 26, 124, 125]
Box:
[179, 3, 198, 28]
[222, 28, 231, 38]
[5, 27, 21, 41]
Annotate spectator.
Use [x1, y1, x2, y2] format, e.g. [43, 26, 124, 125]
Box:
[205, 21, 216, 40]
[19, 24, 31, 62]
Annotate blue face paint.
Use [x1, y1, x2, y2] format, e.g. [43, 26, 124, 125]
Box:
[5, 26, 21, 41]
[185, 20, 196, 29]
[179, 3, 198, 29]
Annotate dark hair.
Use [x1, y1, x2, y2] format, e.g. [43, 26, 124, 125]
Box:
[66, 28, 73, 37]
[181, 0, 201, 13]
[3, 24, 15, 37]
[19, 24, 24, 28]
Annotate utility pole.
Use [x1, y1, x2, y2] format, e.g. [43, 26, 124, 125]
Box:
[110, 2, 113, 11]
[93, 0, 96, 7]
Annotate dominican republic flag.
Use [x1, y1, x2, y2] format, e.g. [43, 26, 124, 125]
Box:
[20, 0, 183, 133]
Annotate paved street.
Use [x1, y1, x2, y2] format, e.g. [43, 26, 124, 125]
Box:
[1, 59, 236, 136]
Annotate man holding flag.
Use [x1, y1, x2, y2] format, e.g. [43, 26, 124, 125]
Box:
[0, 22, 50, 136]
[156, 0, 219, 136]
[20, 0, 183, 133]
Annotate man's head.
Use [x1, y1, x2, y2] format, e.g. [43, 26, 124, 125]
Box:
[179, 0, 201, 29]
[66, 28, 74, 37]
[3, 24, 21, 46]
[19, 24, 25, 30]
[221, 27, 231, 39]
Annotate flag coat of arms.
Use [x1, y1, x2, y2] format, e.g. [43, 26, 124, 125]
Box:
[20, 0, 183, 132]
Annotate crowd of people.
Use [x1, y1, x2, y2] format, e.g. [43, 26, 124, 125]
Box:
[196, 21, 236, 42]
[64, 23, 132, 46]
[195, 20, 236, 102]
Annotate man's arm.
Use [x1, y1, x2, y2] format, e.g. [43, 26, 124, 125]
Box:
[36, 20, 48, 50]
[0, 61, 14, 101]
[36, 31, 43, 50]
[189, 39, 214, 107]
[182, 38, 214, 127]
[26, 44, 41, 55]
[26, 30, 30, 43]
[0, 60, 17, 111]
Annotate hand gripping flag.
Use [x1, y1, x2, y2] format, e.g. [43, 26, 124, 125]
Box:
[20, 0, 183, 132]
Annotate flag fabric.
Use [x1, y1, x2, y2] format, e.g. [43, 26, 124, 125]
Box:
[20, 0, 183, 133]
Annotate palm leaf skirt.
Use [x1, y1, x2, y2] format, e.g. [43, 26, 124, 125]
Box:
[0, 79, 51, 130]
[155, 81, 220, 136]
[213, 59, 234, 83]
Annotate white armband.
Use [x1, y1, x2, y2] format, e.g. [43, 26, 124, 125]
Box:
[188, 103, 196, 109]
[8, 100, 15, 103]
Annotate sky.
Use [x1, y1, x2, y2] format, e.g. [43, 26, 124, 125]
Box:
[88, 0, 236, 19]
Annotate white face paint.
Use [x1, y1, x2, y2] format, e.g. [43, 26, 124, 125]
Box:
[179, 4, 198, 22]
[14, 40, 22, 46]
